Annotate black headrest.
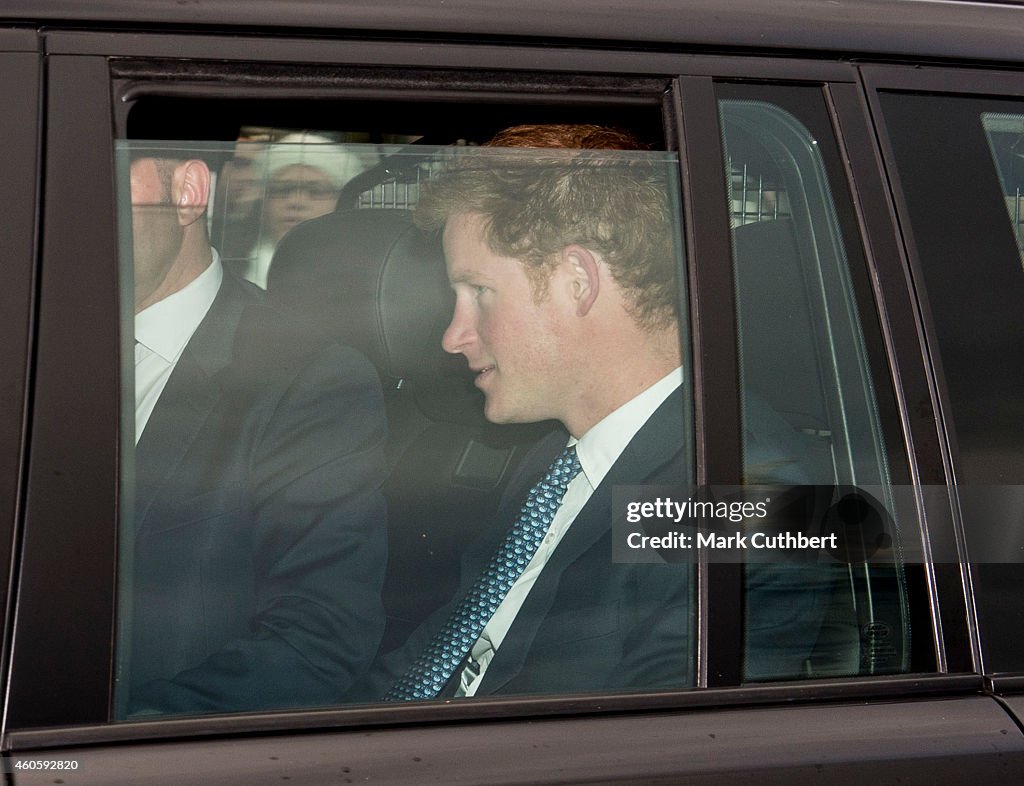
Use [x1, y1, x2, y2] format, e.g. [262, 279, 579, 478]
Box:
[731, 218, 826, 430]
[267, 209, 452, 383]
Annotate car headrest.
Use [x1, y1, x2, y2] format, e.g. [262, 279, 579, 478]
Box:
[732, 218, 827, 431]
[266, 209, 452, 384]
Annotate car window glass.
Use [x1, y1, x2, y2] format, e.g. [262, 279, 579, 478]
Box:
[879, 91, 1024, 673]
[112, 98, 935, 721]
[719, 91, 914, 681]
[114, 137, 699, 718]
[210, 128, 422, 288]
[982, 113, 1024, 269]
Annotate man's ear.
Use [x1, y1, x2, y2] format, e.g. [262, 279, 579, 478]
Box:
[562, 244, 601, 317]
[173, 159, 211, 227]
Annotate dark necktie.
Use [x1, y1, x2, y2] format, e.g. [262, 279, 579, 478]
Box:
[385, 444, 582, 701]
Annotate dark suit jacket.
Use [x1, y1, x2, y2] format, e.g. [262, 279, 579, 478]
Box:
[359, 387, 831, 700]
[126, 272, 388, 716]
[359, 389, 696, 698]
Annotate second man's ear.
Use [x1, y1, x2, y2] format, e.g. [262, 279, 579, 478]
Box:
[174, 159, 211, 227]
[562, 244, 601, 317]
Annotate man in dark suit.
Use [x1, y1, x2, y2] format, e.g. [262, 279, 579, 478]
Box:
[357, 124, 828, 702]
[408, 391, 694, 697]
[125, 151, 387, 716]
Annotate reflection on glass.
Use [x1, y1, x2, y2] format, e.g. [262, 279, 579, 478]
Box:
[982, 113, 1024, 269]
[213, 133, 380, 288]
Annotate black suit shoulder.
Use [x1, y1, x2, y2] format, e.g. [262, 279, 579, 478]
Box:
[129, 268, 389, 716]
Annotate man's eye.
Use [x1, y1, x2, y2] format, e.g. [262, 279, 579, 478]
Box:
[474, 285, 489, 297]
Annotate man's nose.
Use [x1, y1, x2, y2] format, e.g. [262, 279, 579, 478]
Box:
[441, 305, 474, 355]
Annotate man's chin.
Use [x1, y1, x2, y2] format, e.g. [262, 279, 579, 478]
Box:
[483, 398, 541, 426]
[482, 395, 512, 424]
[482, 404, 509, 424]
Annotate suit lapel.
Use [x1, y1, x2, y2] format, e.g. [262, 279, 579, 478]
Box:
[479, 389, 691, 693]
[133, 274, 252, 530]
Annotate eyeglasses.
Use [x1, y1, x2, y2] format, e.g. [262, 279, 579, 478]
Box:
[266, 180, 339, 200]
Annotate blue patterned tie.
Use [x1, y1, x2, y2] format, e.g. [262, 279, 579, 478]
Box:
[386, 445, 582, 701]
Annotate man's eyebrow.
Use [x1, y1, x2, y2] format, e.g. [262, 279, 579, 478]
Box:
[448, 269, 490, 285]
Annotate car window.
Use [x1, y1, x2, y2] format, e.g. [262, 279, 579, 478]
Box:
[115, 135, 703, 718]
[115, 118, 926, 721]
[109, 84, 947, 723]
[718, 86, 916, 680]
[878, 90, 1024, 673]
[98, 71, 953, 724]
[983, 113, 1024, 269]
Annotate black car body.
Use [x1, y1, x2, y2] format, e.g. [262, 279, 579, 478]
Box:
[2, 1, 1024, 782]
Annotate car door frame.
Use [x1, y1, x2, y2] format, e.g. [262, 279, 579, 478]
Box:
[2, 27, 1007, 780]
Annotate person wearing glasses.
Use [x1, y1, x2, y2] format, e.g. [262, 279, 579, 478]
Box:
[239, 132, 370, 289]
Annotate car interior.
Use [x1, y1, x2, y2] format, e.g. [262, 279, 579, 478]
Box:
[120, 88, 914, 681]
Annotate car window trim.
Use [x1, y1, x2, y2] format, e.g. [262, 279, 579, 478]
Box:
[830, 76, 975, 674]
[860, 63, 1024, 678]
[0, 46, 42, 743]
[8, 53, 121, 730]
[4, 673, 985, 752]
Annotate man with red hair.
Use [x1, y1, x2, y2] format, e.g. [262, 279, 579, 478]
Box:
[361, 124, 823, 701]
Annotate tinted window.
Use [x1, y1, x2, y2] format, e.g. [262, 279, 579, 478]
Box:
[719, 85, 915, 679]
[983, 113, 1024, 268]
[880, 90, 1024, 673]
[111, 91, 932, 722]
[115, 137, 700, 717]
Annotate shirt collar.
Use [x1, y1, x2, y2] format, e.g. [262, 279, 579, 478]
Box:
[135, 251, 223, 362]
[571, 366, 683, 490]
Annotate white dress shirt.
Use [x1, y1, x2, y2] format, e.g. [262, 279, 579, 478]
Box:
[457, 366, 684, 696]
[239, 241, 274, 290]
[134, 254, 223, 444]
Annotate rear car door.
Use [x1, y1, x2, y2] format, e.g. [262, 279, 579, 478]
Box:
[4, 25, 1023, 783]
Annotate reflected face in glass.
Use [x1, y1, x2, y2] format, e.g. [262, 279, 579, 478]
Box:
[442, 213, 571, 426]
[130, 158, 182, 312]
[220, 148, 265, 219]
[263, 164, 339, 243]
